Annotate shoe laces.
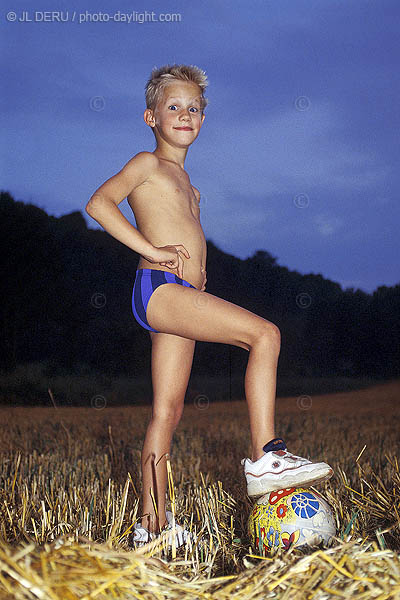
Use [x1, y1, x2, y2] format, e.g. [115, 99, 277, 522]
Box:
[282, 450, 310, 464]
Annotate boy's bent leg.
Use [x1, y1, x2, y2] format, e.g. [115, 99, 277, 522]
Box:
[146, 284, 280, 460]
[146, 284, 333, 498]
[140, 331, 195, 533]
[146, 284, 276, 350]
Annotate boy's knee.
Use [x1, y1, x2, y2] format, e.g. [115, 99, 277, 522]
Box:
[153, 404, 183, 430]
[258, 322, 281, 352]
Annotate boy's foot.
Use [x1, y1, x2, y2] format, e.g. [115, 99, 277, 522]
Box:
[162, 511, 193, 548]
[131, 511, 192, 548]
[241, 438, 333, 497]
[131, 522, 156, 546]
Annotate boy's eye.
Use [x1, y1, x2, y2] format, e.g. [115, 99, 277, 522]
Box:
[167, 105, 199, 113]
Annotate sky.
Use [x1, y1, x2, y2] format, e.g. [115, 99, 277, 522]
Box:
[2, 0, 399, 294]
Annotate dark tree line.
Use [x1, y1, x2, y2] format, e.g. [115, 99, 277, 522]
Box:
[1, 190, 399, 386]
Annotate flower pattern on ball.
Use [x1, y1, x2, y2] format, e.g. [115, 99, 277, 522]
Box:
[276, 504, 288, 518]
[248, 488, 336, 553]
[266, 526, 280, 548]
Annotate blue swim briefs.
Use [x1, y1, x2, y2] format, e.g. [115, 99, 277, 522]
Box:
[132, 268, 197, 333]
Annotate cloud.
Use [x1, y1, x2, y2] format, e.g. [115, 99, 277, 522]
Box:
[314, 214, 343, 236]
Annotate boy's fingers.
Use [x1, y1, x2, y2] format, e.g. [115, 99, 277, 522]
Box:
[176, 245, 190, 259]
[178, 254, 184, 278]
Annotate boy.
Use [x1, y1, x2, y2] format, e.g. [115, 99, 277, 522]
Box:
[86, 64, 333, 546]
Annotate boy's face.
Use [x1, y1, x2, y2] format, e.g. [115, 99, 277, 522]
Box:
[145, 81, 205, 148]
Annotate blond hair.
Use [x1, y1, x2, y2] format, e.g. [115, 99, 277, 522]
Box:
[145, 64, 208, 113]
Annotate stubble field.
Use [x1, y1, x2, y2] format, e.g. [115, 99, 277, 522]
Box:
[0, 379, 399, 598]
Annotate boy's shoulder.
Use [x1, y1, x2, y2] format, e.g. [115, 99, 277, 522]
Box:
[121, 152, 160, 187]
[125, 151, 159, 169]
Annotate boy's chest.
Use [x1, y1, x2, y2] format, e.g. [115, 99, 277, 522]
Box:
[151, 169, 199, 215]
[160, 168, 197, 203]
[129, 169, 199, 219]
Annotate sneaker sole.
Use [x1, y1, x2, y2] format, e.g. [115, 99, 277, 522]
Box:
[247, 465, 334, 498]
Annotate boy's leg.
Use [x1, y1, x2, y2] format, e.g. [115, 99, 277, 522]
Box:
[146, 284, 280, 461]
[140, 331, 195, 533]
[146, 283, 333, 497]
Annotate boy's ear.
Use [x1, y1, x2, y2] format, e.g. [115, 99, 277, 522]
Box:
[144, 109, 155, 127]
[200, 113, 205, 126]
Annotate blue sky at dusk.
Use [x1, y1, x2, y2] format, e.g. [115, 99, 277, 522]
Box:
[2, 0, 399, 293]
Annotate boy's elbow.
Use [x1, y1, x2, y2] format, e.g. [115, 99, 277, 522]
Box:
[85, 202, 95, 217]
[86, 194, 103, 215]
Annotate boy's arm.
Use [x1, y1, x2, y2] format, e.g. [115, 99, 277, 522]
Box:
[85, 152, 158, 261]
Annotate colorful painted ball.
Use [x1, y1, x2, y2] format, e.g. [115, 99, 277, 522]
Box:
[248, 487, 336, 553]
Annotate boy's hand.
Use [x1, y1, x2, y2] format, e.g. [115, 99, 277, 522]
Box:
[145, 245, 190, 279]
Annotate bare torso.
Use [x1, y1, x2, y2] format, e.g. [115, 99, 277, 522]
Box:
[127, 156, 206, 290]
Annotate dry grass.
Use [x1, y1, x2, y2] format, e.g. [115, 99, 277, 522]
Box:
[0, 379, 399, 598]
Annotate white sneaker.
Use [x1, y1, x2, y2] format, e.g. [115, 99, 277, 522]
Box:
[131, 512, 192, 549]
[131, 522, 156, 546]
[162, 511, 193, 548]
[242, 438, 333, 497]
